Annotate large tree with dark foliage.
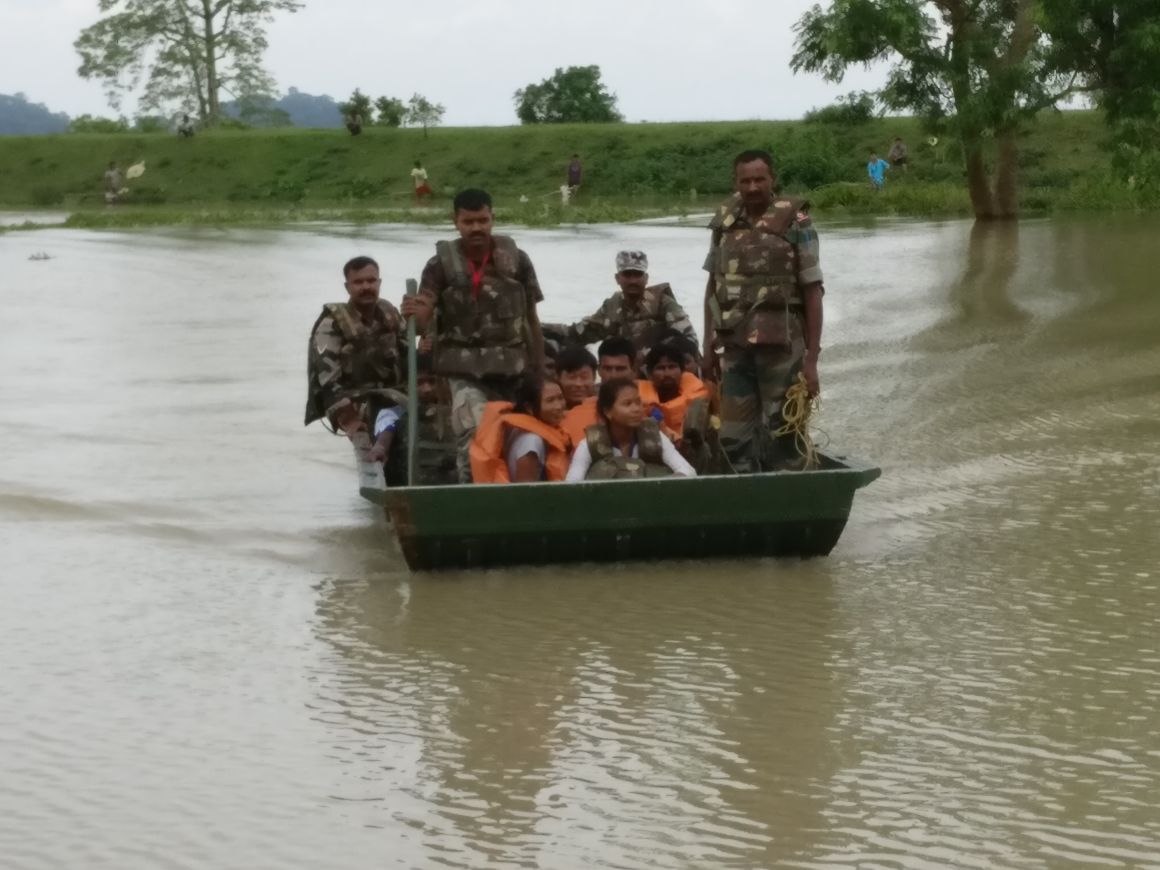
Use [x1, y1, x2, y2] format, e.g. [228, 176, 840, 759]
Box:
[514, 65, 623, 124]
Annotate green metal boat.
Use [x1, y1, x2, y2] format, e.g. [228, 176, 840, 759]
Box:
[354, 437, 881, 571]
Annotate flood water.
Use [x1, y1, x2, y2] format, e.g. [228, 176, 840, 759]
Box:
[2, 216, 1159, 869]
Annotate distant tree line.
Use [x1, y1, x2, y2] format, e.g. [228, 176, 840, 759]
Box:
[337, 89, 446, 135]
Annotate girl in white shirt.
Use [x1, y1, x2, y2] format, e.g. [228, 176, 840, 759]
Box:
[565, 378, 696, 481]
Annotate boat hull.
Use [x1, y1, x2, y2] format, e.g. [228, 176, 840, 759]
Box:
[367, 453, 881, 572]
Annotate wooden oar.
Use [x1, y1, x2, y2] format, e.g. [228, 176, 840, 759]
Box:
[405, 278, 419, 487]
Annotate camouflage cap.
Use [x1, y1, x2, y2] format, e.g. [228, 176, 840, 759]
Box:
[616, 250, 648, 273]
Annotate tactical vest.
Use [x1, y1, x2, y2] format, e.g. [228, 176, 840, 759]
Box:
[385, 405, 458, 487]
[584, 419, 673, 480]
[433, 235, 530, 377]
[305, 300, 404, 426]
[620, 283, 676, 350]
[709, 196, 806, 347]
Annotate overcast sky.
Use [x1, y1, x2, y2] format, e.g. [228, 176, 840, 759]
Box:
[2, 0, 888, 124]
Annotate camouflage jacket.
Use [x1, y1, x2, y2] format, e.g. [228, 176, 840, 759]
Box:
[544, 283, 698, 355]
[703, 193, 823, 347]
[419, 235, 544, 378]
[305, 299, 407, 426]
[383, 403, 458, 487]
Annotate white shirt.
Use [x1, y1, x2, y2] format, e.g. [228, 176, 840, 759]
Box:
[373, 407, 403, 438]
[565, 433, 696, 481]
[506, 431, 546, 480]
[410, 167, 428, 188]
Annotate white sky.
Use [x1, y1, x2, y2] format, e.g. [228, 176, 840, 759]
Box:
[1, 0, 888, 124]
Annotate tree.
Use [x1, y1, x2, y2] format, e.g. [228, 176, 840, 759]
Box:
[337, 88, 372, 123]
[514, 65, 623, 124]
[374, 96, 406, 127]
[792, 1, 1081, 219]
[75, 0, 302, 125]
[1041, 0, 1160, 187]
[405, 93, 445, 137]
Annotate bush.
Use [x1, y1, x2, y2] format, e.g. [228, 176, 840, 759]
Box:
[30, 187, 65, 206]
[804, 92, 877, 126]
[340, 176, 381, 200]
[69, 114, 129, 133]
[128, 185, 168, 204]
[134, 115, 169, 134]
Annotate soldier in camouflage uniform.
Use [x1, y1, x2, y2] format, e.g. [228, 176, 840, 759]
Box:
[703, 150, 825, 473]
[380, 354, 458, 487]
[401, 188, 546, 483]
[306, 256, 408, 443]
[543, 250, 698, 371]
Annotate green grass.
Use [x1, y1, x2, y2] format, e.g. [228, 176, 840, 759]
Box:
[0, 112, 1154, 227]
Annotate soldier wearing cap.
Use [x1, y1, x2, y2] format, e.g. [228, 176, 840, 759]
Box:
[543, 250, 698, 371]
[703, 149, 825, 472]
[401, 188, 546, 483]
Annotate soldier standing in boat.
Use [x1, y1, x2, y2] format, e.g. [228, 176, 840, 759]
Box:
[702, 149, 824, 472]
[401, 188, 547, 482]
[305, 256, 408, 451]
[543, 250, 698, 371]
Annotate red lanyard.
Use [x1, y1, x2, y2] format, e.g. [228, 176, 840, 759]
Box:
[469, 253, 490, 300]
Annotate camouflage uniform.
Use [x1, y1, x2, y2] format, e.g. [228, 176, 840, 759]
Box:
[305, 299, 407, 430]
[384, 403, 459, 487]
[419, 234, 544, 482]
[544, 283, 698, 359]
[704, 193, 823, 472]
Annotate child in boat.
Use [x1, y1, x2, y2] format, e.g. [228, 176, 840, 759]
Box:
[470, 373, 570, 483]
[565, 379, 696, 481]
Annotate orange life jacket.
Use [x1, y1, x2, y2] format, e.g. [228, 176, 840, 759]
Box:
[469, 402, 571, 483]
[637, 373, 710, 433]
[561, 397, 598, 453]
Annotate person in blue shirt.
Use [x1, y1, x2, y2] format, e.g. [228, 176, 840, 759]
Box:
[867, 152, 891, 190]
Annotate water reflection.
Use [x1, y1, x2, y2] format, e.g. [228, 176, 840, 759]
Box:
[310, 562, 846, 867]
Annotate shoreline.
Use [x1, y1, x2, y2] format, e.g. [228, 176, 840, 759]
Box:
[3, 181, 1157, 234]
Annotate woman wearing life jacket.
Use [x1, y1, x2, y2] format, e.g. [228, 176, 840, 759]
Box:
[565, 378, 697, 481]
[469, 373, 570, 483]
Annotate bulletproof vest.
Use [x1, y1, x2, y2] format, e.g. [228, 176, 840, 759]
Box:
[620, 283, 676, 350]
[305, 300, 403, 426]
[433, 235, 530, 377]
[709, 196, 806, 345]
[584, 419, 673, 480]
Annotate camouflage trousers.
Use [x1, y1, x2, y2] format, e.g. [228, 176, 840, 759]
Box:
[719, 338, 805, 474]
[447, 375, 522, 483]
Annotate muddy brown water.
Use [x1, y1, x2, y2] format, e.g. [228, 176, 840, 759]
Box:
[1, 216, 1158, 869]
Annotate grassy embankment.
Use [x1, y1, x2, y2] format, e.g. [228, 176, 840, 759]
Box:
[0, 111, 1152, 229]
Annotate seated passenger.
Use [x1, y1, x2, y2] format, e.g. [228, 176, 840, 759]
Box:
[556, 345, 598, 410]
[565, 378, 697, 481]
[638, 342, 711, 437]
[542, 339, 560, 381]
[377, 354, 459, 486]
[470, 373, 570, 483]
[596, 336, 635, 382]
[561, 337, 637, 448]
[655, 327, 702, 377]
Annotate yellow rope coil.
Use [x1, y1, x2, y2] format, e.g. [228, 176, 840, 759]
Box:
[773, 373, 820, 469]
